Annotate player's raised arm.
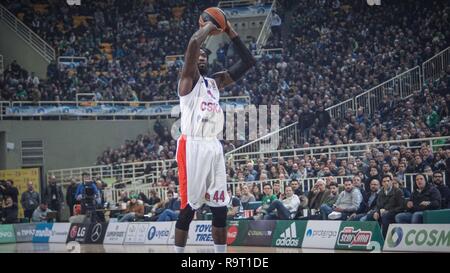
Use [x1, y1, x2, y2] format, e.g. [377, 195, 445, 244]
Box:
[213, 21, 256, 90]
[179, 22, 218, 97]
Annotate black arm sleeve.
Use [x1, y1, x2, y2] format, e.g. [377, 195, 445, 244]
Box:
[228, 36, 256, 81]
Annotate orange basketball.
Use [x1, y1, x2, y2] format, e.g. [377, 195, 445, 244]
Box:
[199, 7, 227, 35]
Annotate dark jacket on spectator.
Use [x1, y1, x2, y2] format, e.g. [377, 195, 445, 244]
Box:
[2, 203, 18, 223]
[44, 184, 64, 209]
[315, 110, 331, 128]
[21, 190, 40, 211]
[66, 183, 78, 208]
[409, 184, 441, 212]
[4, 186, 19, 204]
[358, 190, 378, 214]
[435, 184, 450, 209]
[307, 190, 328, 210]
[376, 187, 404, 214]
[165, 197, 180, 211]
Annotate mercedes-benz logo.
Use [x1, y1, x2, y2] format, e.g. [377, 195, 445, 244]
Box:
[90, 223, 103, 242]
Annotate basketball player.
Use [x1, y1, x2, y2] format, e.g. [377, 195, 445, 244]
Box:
[174, 19, 256, 253]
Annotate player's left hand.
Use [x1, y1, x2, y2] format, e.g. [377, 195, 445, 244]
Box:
[224, 20, 238, 38]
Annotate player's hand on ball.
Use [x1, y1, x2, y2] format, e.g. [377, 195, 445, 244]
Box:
[224, 20, 238, 38]
[201, 21, 219, 34]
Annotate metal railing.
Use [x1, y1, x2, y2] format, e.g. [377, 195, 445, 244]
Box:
[355, 66, 421, 116]
[47, 160, 171, 185]
[218, 0, 272, 8]
[422, 46, 450, 85]
[102, 172, 444, 204]
[228, 136, 450, 167]
[256, 0, 276, 54]
[326, 98, 354, 121]
[0, 4, 55, 63]
[255, 47, 283, 58]
[165, 54, 184, 67]
[0, 96, 250, 120]
[327, 46, 449, 119]
[57, 56, 87, 68]
[104, 185, 171, 205]
[101, 136, 449, 193]
[225, 121, 302, 156]
[327, 66, 421, 118]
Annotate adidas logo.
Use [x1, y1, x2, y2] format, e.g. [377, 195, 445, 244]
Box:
[276, 222, 299, 247]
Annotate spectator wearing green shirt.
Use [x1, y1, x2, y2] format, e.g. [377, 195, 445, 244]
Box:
[254, 184, 277, 219]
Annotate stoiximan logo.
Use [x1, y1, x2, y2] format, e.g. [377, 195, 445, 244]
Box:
[387, 227, 403, 248]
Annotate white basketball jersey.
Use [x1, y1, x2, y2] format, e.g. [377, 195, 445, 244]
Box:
[178, 76, 224, 138]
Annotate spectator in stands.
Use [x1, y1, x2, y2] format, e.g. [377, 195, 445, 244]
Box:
[307, 179, 328, 211]
[118, 194, 145, 222]
[2, 180, 19, 204]
[44, 176, 64, 222]
[227, 187, 243, 220]
[32, 202, 53, 223]
[396, 162, 407, 182]
[374, 175, 405, 236]
[353, 175, 367, 201]
[396, 174, 442, 224]
[407, 155, 428, 173]
[349, 179, 380, 221]
[273, 181, 282, 199]
[270, 10, 282, 40]
[290, 179, 303, 196]
[392, 178, 411, 199]
[1, 196, 18, 224]
[260, 186, 300, 220]
[66, 178, 79, 217]
[157, 191, 180, 221]
[20, 181, 40, 221]
[289, 163, 305, 181]
[432, 171, 450, 208]
[365, 167, 380, 191]
[255, 184, 277, 218]
[252, 184, 263, 201]
[246, 162, 258, 181]
[118, 191, 130, 205]
[146, 189, 161, 207]
[320, 178, 361, 220]
[382, 163, 392, 177]
[240, 184, 256, 207]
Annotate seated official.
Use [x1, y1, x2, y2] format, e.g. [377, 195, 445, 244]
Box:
[32, 202, 53, 223]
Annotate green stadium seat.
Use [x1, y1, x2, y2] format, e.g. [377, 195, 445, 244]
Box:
[423, 209, 450, 224]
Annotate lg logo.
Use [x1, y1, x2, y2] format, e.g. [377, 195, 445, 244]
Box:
[67, 0, 81, 6]
[367, 0, 381, 6]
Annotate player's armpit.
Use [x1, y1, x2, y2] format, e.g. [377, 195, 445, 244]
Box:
[212, 71, 235, 90]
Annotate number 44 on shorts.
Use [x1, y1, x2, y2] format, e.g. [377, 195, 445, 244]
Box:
[213, 191, 225, 203]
